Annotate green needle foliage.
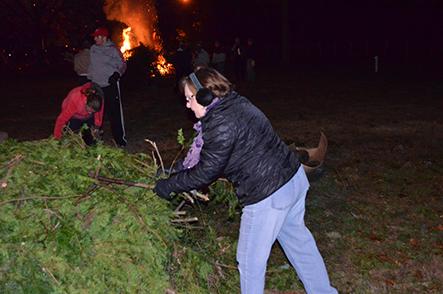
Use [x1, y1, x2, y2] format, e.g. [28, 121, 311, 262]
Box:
[0, 136, 237, 293]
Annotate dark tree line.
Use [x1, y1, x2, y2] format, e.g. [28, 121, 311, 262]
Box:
[1, 0, 111, 68]
[1, 0, 442, 71]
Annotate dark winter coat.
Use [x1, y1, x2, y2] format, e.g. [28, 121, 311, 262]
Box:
[163, 92, 301, 206]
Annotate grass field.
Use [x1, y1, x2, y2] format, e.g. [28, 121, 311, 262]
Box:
[1, 62, 442, 293]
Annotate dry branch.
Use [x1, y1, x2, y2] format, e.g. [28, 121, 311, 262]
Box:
[213, 262, 238, 271]
[172, 211, 186, 216]
[170, 217, 198, 223]
[191, 190, 210, 201]
[42, 267, 60, 286]
[183, 191, 210, 202]
[145, 139, 164, 174]
[74, 183, 98, 206]
[87, 171, 154, 189]
[133, 158, 152, 169]
[182, 192, 195, 204]
[1, 155, 25, 189]
[0, 195, 83, 206]
[174, 200, 186, 212]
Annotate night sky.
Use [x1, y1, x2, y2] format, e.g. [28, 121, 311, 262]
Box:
[1, 0, 442, 73]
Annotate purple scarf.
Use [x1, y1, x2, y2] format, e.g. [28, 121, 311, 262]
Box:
[182, 98, 220, 169]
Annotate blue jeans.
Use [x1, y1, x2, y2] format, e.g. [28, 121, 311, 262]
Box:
[236, 166, 337, 294]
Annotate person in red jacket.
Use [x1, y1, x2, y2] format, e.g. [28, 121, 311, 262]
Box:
[54, 82, 104, 145]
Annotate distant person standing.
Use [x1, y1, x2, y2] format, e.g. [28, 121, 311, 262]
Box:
[74, 40, 91, 86]
[212, 41, 226, 75]
[173, 41, 193, 93]
[193, 41, 210, 67]
[88, 27, 127, 147]
[244, 38, 256, 85]
[231, 37, 246, 82]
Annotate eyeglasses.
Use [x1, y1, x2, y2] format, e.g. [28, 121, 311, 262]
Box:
[185, 95, 195, 102]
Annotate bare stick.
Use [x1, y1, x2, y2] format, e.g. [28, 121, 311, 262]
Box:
[0, 167, 13, 189]
[0, 195, 83, 206]
[182, 191, 210, 202]
[169, 147, 184, 174]
[131, 164, 149, 175]
[74, 183, 98, 206]
[1, 155, 25, 189]
[43, 208, 63, 221]
[174, 200, 186, 212]
[93, 166, 100, 179]
[182, 192, 195, 204]
[213, 262, 238, 271]
[87, 171, 154, 189]
[133, 158, 151, 169]
[145, 139, 164, 174]
[191, 190, 210, 201]
[4, 155, 25, 169]
[172, 211, 186, 216]
[42, 267, 60, 286]
[151, 151, 157, 167]
[170, 217, 198, 223]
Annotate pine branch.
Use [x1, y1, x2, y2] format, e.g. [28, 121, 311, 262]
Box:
[95, 182, 148, 231]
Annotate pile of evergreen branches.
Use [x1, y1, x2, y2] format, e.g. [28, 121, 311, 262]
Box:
[0, 135, 234, 293]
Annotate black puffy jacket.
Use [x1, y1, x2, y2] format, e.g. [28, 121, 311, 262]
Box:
[164, 92, 300, 206]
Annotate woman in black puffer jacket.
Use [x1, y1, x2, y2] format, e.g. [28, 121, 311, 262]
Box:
[154, 67, 337, 294]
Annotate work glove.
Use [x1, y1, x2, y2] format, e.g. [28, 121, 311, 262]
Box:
[108, 72, 120, 85]
[91, 125, 100, 133]
[153, 179, 172, 200]
[91, 125, 103, 142]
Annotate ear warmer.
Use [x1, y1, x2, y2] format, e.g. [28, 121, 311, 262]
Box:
[190, 73, 214, 107]
[190, 73, 202, 90]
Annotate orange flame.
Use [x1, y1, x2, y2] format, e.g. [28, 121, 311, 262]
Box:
[121, 27, 132, 59]
[104, 0, 173, 76]
[155, 54, 173, 76]
[120, 27, 173, 76]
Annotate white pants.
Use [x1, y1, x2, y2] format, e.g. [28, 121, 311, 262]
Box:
[236, 166, 338, 294]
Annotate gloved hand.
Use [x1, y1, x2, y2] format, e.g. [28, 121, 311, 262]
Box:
[155, 159, 184, 178]
[153, 179, 172, 200]
[91, 125, 99, 133]
[91, 125, 103, 141]
[108, 72, 120, 85]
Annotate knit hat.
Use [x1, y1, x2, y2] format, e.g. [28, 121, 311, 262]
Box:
[91, 27, 109, 37]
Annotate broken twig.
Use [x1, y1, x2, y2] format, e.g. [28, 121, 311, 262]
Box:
[74, 183, 98, 206]
[170, 217, 198, 224]
[87, 171, 154, 189]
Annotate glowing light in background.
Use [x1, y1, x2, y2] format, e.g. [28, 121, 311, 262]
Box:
[156, 54, 173, 76]
[121, 27, 132, 59]
[104, 0, 173, 76]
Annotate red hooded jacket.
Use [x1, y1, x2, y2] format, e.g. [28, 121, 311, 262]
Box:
[54, 82, 104, 139]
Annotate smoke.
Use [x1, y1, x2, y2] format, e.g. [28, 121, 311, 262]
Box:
[104, 0, 159, 49]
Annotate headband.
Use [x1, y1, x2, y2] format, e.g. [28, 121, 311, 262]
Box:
[190, 73, 203, 91]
